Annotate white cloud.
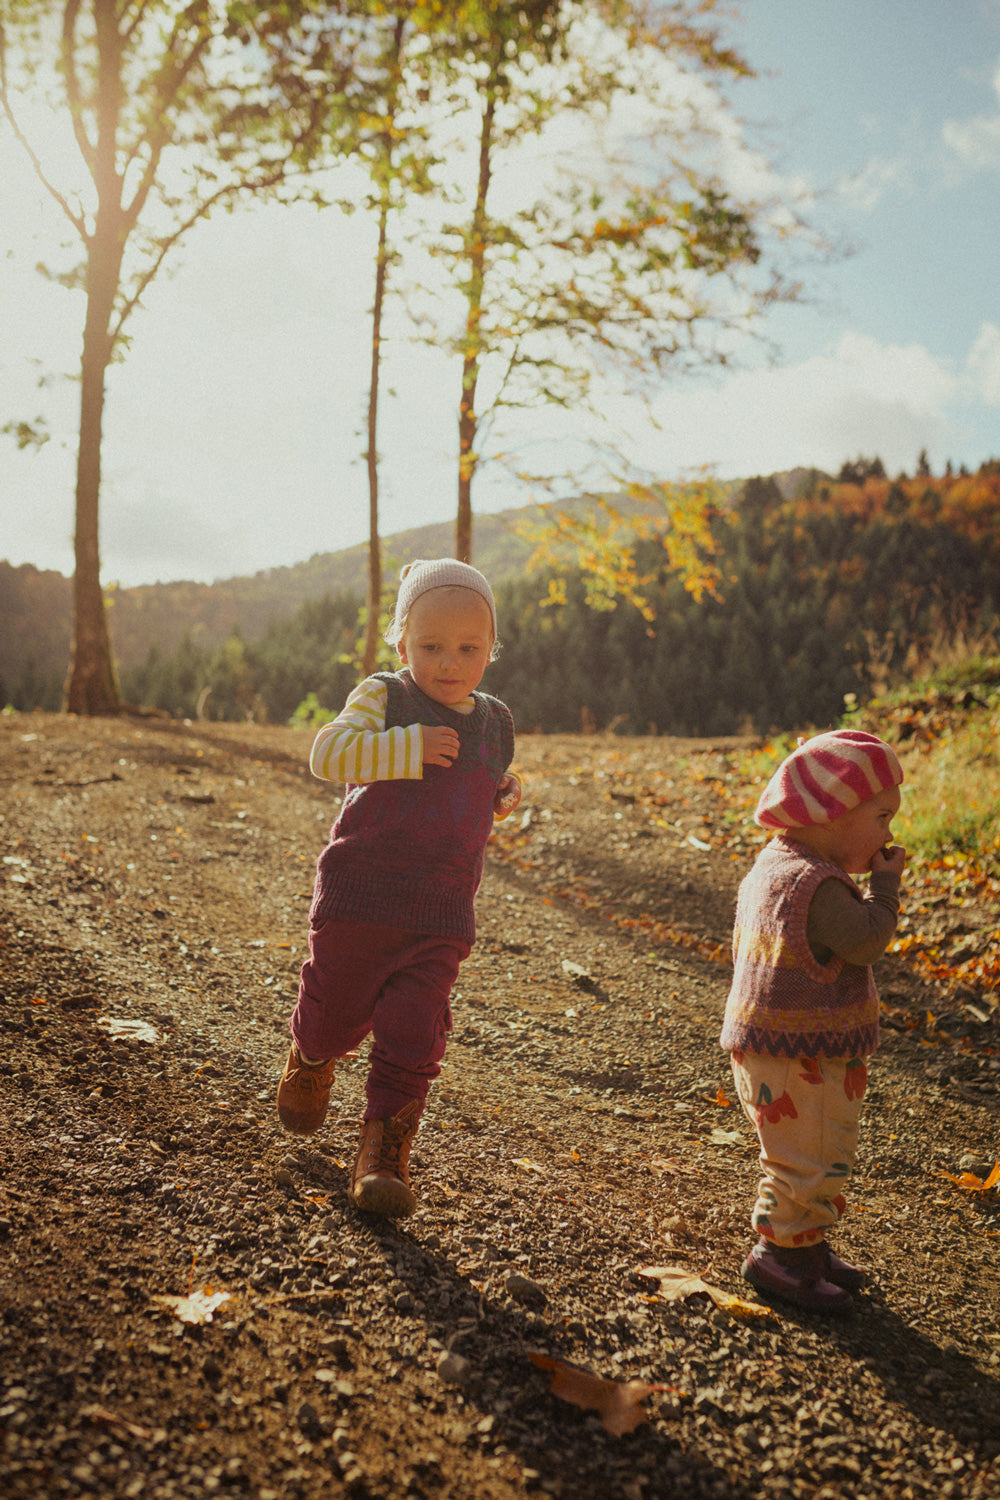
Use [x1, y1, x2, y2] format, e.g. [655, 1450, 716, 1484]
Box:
[941, 57, 1000, 170]
[837, 156, 906, 212]
[966, 322, 1000, 406]
[643, 332, 957, 478]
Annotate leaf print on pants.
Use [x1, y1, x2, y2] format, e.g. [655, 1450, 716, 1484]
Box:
[844, 1058, 868, 1100]
[798, 1056, 823, 1086]
[755, 1082, 798, 1125]
[731, 1054, 867, 1244]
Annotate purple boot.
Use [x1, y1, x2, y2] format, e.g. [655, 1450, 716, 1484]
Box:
[821, 1243, 869, 1292]
[741, 1239, 853, 1314]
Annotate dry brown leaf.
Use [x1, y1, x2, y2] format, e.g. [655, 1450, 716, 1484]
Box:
[150, 1286, 232, 1325]
[647, 1155, 700, 1177]
[637, 1264, 778, 1323]
[81, 1404, 164, 1442]
[512, 1158, 546, 1175]
[529, 1353, 655, 1436]
[639, 1265, 708, 1300]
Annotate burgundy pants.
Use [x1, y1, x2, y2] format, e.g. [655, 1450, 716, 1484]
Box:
[291, 917, 470, 1122]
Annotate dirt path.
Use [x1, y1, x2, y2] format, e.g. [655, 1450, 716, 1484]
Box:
[1, 714, 998, 1500]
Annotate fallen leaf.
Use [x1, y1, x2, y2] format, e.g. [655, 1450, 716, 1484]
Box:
[529, 1353, 656, 1435]
[647, 1155, 700, 1177]
[81, 1404, 162, 1442]
[639, 1265, 707, 1299]
[706, 1127, 744, 1146]
[964, 1002, 991, 1024]
[636, 1265, 778, 1323]
[150, 1286, 232, 1325]
[512, 1158, 546, 1174]
[939, 1160, 1000, 1193]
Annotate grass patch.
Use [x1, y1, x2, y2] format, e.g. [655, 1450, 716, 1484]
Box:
[893, 711, 1000, 878]
[724, 653, 1000, 879]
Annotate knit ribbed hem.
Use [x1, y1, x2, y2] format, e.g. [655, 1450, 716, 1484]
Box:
[310, 869, 476, 947]
[719, 1023, 880, 1058]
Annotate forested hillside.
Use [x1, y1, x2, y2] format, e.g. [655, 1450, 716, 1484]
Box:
[0, 512, 534, 711]
[4, 463, 998, 735]
[488, 464, 1000, 734]
[122, 464, 1000, 735]
[0, 484, 719, 710]
[0, 500, 598, 709]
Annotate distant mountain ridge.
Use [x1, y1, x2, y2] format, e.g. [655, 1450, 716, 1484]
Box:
[1, 474, 810, 699]
[0, 499, 561, 695]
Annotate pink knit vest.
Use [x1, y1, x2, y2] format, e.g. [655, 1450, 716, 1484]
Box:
[720, 837, 879, 1059]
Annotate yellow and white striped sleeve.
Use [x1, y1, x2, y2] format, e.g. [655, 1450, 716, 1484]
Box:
[309, 678, 423, 784]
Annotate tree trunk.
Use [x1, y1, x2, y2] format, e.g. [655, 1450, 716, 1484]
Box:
[360, 13, 406, 672]
[64, 0, 124, 716]
[361, 183, 390, 676]
[64, 240, 122, 715]
[455, 71, 497, 565]
[456, 349, 476, 563]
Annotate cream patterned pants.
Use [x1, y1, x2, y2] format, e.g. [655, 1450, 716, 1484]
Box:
[729, 1052, 869, 1246]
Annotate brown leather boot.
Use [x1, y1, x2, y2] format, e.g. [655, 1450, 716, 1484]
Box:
[350, 1100, 421, 1218]
[276, 1045, 335, 1135]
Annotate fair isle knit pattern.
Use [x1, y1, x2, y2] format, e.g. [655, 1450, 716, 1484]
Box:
[720, 837, 880, 1059]
[309, 670, 514, 945]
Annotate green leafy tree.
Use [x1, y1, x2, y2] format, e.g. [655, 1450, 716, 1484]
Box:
[0, 0, 354, 714]
[409, 0, 810, 566]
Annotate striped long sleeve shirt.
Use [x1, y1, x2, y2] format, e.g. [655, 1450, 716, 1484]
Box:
[310, 675, 521, 813]
[310, 676, 431, 784]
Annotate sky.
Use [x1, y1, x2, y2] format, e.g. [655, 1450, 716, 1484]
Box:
[2, 0, 1000, 589]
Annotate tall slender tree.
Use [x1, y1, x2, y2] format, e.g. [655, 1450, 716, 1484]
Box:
[360, 13, 405, 676]
[410, 0, 810, 565]
[352, 4, 438, 675]
[0, 0, 354, 713]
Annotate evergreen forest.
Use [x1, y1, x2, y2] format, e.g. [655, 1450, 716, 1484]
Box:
[12, 464, 1000, 737]
[487, 464, 1000, 735]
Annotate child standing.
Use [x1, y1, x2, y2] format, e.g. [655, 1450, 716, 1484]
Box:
[277, 559, 520, 1218]
[720, 729, 906, 1312]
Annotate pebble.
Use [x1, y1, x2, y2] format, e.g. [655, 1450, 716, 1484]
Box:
[436, 1351, 472, 1385]
[504, 1271, 547, 1307]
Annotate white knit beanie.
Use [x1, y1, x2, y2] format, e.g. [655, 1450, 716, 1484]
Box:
[389, 559, 497, 642]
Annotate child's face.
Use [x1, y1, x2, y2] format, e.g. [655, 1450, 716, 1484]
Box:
[398, 588, 494, 708]
[804, 785, 901, 874]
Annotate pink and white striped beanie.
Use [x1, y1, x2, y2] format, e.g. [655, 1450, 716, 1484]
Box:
[755, 729, 903, 830]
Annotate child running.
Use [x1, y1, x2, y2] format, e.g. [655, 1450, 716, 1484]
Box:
[277, 559, 520, 1218]
[720, 729, 906, 1312]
